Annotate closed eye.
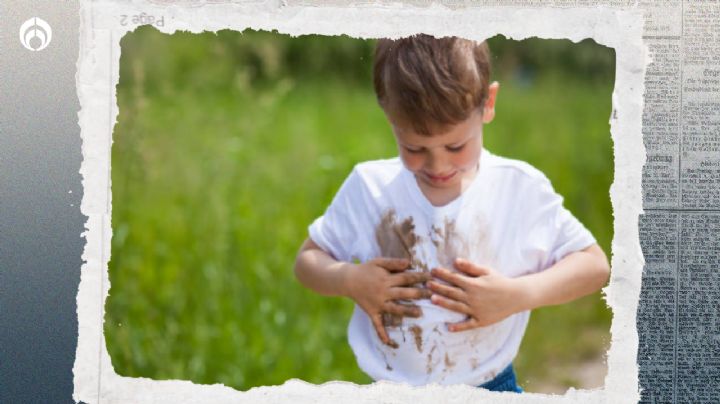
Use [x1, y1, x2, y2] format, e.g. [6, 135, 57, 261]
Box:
[404, 147, 423, 154]
[446, 144, 465, 152]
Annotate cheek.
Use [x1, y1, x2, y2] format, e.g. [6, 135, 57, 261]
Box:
[454, 148, 481, 170]
[400, 152, 424, 172]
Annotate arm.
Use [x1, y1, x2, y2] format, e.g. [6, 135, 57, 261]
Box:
[294, 237, 355, 297]
[428, 243, 610, 331]
[512, 243, 610, 310]
[294, 237, 432, 345]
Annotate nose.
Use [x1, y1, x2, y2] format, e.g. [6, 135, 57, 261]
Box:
[424, 150, 447, 174]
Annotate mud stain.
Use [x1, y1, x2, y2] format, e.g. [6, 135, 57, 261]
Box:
[409, 325, 423, 352]
[431, 215, 495, 270]
[412, 257, 430, 273]
[444, 352, 456, 369]
[425, 344, 438, 374]
[376, 209, 429, 274]
[375, 209, 420, 262]
[433, 218, 470, 269]
[430, 226, 441, 248]
[470, 357, 480, 371]
[381, 312, 403, 328]
[376, 209, 425, 328]
[377, 347, 394, 371]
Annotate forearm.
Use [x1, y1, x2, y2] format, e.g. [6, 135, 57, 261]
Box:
[512, 244, 610, 312]
[294, 239, 353, 297]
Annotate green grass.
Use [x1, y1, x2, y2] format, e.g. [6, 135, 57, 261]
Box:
[106, 31, 614, 392]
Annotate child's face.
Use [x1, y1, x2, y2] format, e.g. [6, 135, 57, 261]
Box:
[391, 110, 486, 193]
[387, 82, 498, 198]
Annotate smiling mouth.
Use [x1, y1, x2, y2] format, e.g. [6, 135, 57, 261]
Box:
[424, 171, 457, 182]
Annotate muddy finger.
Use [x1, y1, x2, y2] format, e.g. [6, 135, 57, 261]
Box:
[382, 312, 404, 327]
[373, 257, 411, 272]
[386, 302, 422, 318]
[390, 286, 433, 300]
[371, 313, 392, 345]
[392, 271, 432, 286]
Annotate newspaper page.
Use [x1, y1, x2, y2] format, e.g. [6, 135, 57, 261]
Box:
[637, 1, 720, 403]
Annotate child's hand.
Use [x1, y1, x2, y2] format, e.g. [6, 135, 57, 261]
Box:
[345, 257, 433, 347]
[427, 258, 525, 332]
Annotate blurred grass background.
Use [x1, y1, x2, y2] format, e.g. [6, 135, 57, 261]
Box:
[106, 27, 615, 392]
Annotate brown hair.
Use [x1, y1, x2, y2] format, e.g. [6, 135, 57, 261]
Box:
[373, 34, 492, 136]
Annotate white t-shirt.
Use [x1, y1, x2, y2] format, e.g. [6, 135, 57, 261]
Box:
[308, 149, 596, 386]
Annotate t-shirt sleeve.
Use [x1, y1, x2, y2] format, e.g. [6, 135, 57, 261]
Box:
[521, 173, 597, 272]
[308, 168, 375, 263]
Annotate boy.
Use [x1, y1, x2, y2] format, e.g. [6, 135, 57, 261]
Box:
[293, 35, 610, 392]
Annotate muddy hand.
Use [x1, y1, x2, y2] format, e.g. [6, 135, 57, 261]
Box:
[428, 258, 522, 332]
[345, 257, 432, 347]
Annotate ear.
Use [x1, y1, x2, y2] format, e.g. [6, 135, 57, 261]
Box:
[482, 82, 499, 124]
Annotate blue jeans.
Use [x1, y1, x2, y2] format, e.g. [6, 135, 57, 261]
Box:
[478, 364, 523, 393]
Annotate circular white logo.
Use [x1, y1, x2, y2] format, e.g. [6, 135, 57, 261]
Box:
[19, 17, 52, 51]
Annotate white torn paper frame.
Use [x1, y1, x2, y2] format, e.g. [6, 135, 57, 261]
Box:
[75, 1, 646, 403]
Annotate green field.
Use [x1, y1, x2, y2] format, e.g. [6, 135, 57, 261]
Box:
[106, 28, 614, 392]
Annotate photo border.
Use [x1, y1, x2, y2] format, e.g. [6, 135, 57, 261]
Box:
[74, 2, 647, 402]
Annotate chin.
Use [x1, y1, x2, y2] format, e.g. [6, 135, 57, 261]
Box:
[423, 178, 461, 189]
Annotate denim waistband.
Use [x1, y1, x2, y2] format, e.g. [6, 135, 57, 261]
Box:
[479, 363, 523, 393]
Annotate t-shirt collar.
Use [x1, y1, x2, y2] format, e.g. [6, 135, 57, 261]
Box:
[401, 148, 489, 216]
